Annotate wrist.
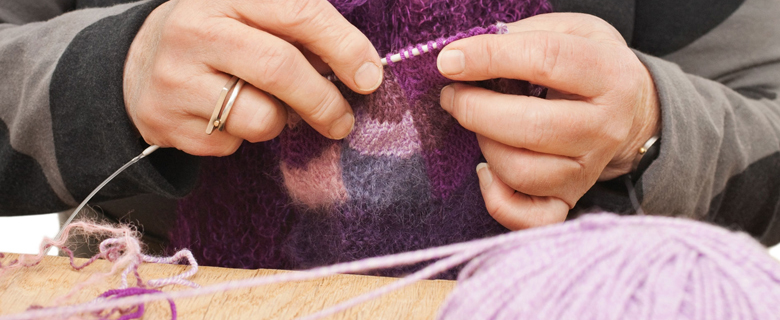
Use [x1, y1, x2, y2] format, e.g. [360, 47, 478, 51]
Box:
[600, 64, 661, 180]
[124, 2, 171, 127]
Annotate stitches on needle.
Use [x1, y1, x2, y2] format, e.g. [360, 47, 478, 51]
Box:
[324, 22, 508, 82]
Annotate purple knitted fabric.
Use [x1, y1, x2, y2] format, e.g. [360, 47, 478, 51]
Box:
[169, 0, 552, 278]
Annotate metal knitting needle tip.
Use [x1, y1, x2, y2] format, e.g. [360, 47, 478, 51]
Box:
[43, 145, 160, 256]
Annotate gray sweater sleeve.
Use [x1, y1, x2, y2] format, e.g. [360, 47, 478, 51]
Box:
[572, 0, 780, 242]
[0, 0, 198, 216]
[627, 0, 780, 242]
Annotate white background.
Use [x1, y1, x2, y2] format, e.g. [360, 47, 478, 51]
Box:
[0, 214, 60, 255]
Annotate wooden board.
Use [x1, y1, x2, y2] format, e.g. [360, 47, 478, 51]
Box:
[0, 253, 456, 319]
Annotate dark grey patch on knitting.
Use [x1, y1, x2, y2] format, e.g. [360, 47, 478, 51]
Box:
[340, 146, 431, 213]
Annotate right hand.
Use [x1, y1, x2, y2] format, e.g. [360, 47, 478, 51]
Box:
[123, 0, 384, 156]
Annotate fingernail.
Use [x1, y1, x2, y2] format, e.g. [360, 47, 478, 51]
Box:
[440, 85, 455, 112]
[438, 50, 465, 75]
[329, 112, 355, 140]
[476, 162, 493, 188]
[354, 62, 382, 91]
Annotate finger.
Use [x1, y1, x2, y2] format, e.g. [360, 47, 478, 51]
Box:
[156, 119, 244, 157]
[233, 0, 383, 93]
[441, 83, 613, 157]
[207, 20, 354, 139]
[437, 30, 627, 97]
[505, 13, 625, 44]
[476, 163, 569, 230]
[220, 84, 288, 143]
[478, 135, 589, 206]
[183, 74, 288, 142]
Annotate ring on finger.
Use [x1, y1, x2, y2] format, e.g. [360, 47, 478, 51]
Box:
[207, 75, 246, 134]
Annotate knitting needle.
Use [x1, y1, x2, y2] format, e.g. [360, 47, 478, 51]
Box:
[326, 40, 448, 82]
[379, 40, 448, 65]
[43, 145, 160, 256]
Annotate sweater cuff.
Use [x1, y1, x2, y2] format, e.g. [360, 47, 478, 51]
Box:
[50, 0, 199, 202]
[632, 50, 720, 219]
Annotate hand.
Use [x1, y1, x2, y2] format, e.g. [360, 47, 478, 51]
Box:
[437, 13, 660, 230]
[123, 0, 384, 156]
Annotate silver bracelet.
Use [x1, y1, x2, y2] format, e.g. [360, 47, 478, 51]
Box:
[631, 135, 660, 173]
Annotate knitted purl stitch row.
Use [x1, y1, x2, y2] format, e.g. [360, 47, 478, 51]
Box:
[170, 0, 552, 277]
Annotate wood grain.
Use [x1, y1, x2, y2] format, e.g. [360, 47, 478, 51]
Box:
[0, 253, 456, 319]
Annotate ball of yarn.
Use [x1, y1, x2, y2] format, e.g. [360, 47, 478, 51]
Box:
[437, 214, 780, 320]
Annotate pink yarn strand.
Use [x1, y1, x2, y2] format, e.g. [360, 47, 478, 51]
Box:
[0, 221, 545, 320]
[0, 220, 200, 314]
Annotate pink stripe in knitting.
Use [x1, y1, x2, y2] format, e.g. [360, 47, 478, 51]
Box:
[348, 110, 421, 159]
[280, 144, 348, 208]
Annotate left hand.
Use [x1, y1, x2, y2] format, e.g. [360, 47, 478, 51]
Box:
[437, 13, 660, 230]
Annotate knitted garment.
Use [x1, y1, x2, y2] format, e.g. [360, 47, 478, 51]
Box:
[170, 0, 552, 277]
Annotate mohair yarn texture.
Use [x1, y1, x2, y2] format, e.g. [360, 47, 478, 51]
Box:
[170, 0, 552, 276]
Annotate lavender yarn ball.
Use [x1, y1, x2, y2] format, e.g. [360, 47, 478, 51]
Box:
[437, 214, 780, 320]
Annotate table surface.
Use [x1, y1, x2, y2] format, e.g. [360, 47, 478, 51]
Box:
[0, 253, 456, 319]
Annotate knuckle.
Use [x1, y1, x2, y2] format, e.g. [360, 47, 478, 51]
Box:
[255, 46, 297, 89]
[454, 91, 480, 128]
[482, 38, 509, 77]
[163, 10, 205, 42]
[244, 124, 273, 143]
[331, 32, 368, 64]
[245, 106, 285, 142]
[180, 138, 214, 157]
[279, 0, 320, 29]
[304, 87, 343, 126]
[150, 60, 186, 90]
[529, 33, 562, 81]
[136, 105, 163, 131]
[509, 160, 556, 198]
[605, 56, 630, 86]
[521, 107, 551, 148]
[484, 196, 507, 219]
[219, 139, 242, 156]
[595, 114, 625, 145]
[512, 169, 542, 195]
[194, 137, 241, 157]
[580, 15, 625, 43]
